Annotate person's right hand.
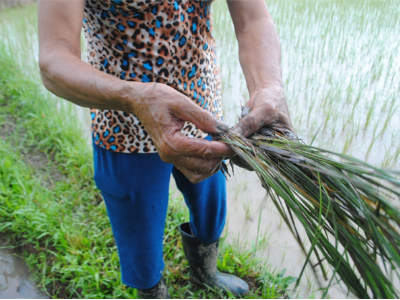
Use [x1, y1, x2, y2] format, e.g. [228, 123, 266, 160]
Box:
[129, 82, 234, 184]
[37, 0, 233, 183]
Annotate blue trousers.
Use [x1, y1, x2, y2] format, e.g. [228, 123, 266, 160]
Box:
[92, 141, 227, 289]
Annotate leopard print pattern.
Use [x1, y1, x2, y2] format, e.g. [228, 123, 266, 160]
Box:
[83, 0, 222, 153]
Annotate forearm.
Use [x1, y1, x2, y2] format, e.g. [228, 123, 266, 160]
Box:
[229, 3, 283, 96]
[228, 1, 293, 136]
[39, 46, 141, 113]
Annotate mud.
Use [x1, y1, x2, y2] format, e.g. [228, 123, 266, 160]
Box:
[0, 236, 48, 299]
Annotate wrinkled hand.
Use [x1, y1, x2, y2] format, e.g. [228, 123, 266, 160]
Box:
[231, 86, 294, 171]
[232, 86, 294, 136]
[131, 82, 233, 183]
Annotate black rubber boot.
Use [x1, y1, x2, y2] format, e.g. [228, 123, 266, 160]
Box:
[179, 222, 249, 296]
[137, 277, 170, 299]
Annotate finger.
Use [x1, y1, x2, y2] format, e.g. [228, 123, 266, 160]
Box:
[232, 102, 276, 137]
[171, 99, 230, 134]
[189, 159, 224, 183]
[175, 157, 223, 183]
[178, 156, 222, 174]
[169, 132, 235, 158]
[176, 167, 204, 184]
[230, 155, 254, 171]
[265, 120, 295, 133]
[185, 163, 223, 184]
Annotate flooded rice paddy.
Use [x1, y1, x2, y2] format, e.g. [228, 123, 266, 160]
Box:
[1, 1, 399, 298]
[213, 1, 400, 297]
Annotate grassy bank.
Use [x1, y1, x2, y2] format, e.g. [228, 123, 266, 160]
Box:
[0, 49, 295, 298]
[0, 0, 36, 10]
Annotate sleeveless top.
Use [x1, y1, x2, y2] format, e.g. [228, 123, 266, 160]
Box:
[82, 0, 222, 153]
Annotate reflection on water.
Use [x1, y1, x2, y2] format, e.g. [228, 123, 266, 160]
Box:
[1, 1, 399, 298]
[0, 237, 48, 299]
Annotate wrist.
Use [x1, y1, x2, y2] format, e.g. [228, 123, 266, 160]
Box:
[249, 82, 285, 101]
[109, 80, 146, 114]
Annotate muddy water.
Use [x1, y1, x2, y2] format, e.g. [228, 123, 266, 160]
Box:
[0, 238, 48, 299]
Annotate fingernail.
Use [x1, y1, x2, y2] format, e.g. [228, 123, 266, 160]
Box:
[241, 106, 251, 118]
[232, 125, 244, 135]
[216, 120, 230, 132]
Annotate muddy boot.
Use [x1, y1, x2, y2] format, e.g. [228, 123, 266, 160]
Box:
[179, 222, 249, 296]
[137, 277, 170, 299]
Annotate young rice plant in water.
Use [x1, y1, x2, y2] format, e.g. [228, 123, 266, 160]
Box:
[217, 118, 400, 299]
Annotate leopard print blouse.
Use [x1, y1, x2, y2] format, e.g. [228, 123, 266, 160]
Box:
[83, 0, 222, 153]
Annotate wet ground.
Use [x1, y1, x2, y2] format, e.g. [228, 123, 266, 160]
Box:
[0, 237, 48, 299]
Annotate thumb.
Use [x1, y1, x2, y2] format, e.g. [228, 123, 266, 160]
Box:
[171, 100, 230, 134]
[233, 103, 276, 137]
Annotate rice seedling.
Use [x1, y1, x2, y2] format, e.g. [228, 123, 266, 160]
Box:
[364, 95, 377, 132]
[242, 198, 252, 221]
[216, 120, 400, 298]
[281, 244, 287, 263]
[382, 139, 400, 170]
[365, 123, 380, 160]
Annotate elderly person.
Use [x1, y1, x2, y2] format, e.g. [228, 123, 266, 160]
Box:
[38, 0, 293, 298]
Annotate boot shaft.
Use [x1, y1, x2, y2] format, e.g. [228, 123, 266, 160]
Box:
[179, 222, 219, 282]
[137, 277, 170, 299]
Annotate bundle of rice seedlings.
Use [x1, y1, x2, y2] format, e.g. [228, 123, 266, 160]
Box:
[217, 125, 400, 298]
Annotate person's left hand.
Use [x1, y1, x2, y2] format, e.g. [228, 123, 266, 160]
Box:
[232, 85, 294, 137]
[230, 86, 294, 171]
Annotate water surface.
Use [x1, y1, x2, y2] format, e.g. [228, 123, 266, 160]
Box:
[0, 237, 48, 299]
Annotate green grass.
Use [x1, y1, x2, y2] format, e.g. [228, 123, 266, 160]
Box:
[0, 49, 295, 298]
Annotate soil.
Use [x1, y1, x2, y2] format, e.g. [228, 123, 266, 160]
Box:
[0, 0, 36, 10]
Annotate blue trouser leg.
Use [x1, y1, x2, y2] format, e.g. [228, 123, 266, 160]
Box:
[172, 167, 226, 244]
[93, 141, 226, 289]
[93, 145, 173, 289]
